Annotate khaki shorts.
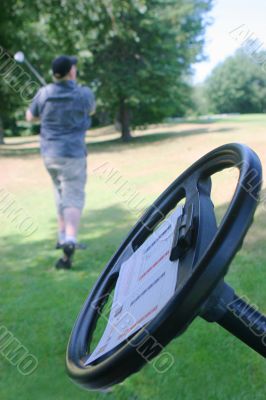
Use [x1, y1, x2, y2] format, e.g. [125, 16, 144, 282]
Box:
[43, 157, 87, 213]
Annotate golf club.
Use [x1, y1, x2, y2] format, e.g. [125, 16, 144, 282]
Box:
[14, 51, 47, 86]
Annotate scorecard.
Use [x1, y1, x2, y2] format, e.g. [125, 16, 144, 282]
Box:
[86, 206, 182, 364]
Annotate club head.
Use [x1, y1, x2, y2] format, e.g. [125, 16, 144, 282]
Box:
[14, 51, 25, 63]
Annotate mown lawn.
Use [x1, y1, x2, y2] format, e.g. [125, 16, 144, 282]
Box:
[0, 114, 266, 400]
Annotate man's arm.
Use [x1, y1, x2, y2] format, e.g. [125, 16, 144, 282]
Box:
[89, 102, 96, 116]
[84, 87, 96, 116]
[26, 88, 42, 123]
[89, 104, 96, 116]
[26, 109, 40, 122]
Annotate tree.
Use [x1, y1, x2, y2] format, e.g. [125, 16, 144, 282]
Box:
[0, 0, 212, 141]
[37, 0, 213, 140]
[205, 50, 266, 114]
[0, 0, 20, 143]
[0, 0, 41, 143]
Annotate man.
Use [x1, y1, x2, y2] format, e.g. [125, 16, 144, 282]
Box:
[26, 55, 96, 269]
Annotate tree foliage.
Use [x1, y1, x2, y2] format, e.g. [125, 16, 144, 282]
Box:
[0, 0, 212, 141]
[41, 0, 212, 139]
[0, 0, 44, 142]
[205, 50, 266, 114]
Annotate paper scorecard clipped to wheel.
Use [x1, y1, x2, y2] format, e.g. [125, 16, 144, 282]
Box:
[86, 206, 183, 365]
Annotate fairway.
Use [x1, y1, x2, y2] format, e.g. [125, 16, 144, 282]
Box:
[1, 114, 266, 399]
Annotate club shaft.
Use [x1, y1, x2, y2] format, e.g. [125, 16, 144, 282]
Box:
[24, 58, 46, 86]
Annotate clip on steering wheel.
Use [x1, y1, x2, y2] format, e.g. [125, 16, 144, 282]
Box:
[66, 143, 266, 391]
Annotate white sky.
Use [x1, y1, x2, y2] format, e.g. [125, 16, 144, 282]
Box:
[193, 0, 266, 83]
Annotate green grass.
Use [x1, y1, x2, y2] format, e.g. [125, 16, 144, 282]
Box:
[1, 114, 266, 400]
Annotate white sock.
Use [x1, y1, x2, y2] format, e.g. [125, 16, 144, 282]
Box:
[65, 235, 77, 244]
[58, 231, 65, 244]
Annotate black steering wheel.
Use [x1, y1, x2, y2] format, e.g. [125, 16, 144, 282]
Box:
[66, 143, 266, 391]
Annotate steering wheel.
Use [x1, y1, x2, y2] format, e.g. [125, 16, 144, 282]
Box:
[66, 143, 266, 391]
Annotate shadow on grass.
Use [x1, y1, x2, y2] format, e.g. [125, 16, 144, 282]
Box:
[0, 204, 138, 400]
[1, 170, 266, 399]
[3, 195, 265, 280]
[1, 204, 136, 277]
[0, 126, 236, 157]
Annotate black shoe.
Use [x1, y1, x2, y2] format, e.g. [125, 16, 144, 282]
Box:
[63, 241, 76, 257]
[55, 242, 76, 270]
[55, 257, 72, 270]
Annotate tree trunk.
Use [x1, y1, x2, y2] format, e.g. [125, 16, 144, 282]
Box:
[0, 117, 5, 144]
[119, 100, 132, 142]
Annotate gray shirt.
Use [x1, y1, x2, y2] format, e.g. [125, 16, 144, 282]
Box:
[29, 80, 95, 158]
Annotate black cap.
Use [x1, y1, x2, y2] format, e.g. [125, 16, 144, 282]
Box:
[52, 55, 77, 79]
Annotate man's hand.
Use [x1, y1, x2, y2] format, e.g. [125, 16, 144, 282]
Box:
[26, 109, 39, 123]
[89, 101, 96, 116]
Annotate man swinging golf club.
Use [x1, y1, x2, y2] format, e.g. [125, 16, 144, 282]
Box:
[26, 55, 96, 269]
